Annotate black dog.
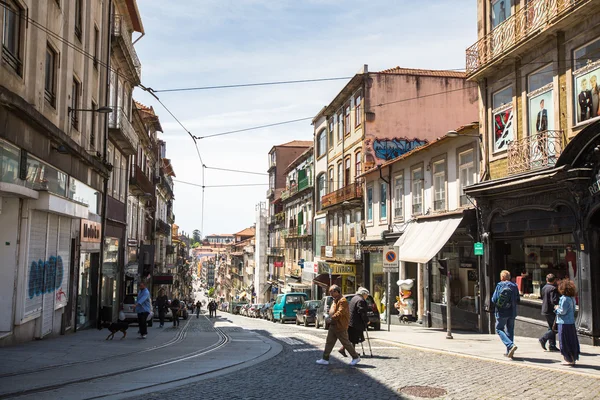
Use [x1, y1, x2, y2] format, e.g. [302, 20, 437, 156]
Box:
[103, 321, 129, 340]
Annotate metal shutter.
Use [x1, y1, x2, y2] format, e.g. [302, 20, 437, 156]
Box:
[55, 217, 72, 310]
[25, 211, 48, 316]
[40, 214, 59, 337]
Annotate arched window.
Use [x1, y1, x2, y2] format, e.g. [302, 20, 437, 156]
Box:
[355, 151, 362, 177]
[317, 129, 327, 157]
[317, 173, 326, 211]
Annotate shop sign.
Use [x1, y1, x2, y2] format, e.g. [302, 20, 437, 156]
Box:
[383, 246, 399, 271]
[80, 219, 101, 243]
[274, 261, 284, 268]
[325, 246, 333, 258]
[474, 242, 484, 256]
[318, 263, 355, 275]
[127, 239, 138, 247]
[588, 172, 600, 196]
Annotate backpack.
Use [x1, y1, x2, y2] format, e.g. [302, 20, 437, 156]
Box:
[495, 286, 513, 310]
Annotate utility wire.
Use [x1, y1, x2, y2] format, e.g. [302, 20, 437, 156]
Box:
[204, 166, 268, 176]
[173, 179, 267, 188]
[195, 117, 314, 140]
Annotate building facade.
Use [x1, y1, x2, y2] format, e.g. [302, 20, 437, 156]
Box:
[465, 0, 600, 344]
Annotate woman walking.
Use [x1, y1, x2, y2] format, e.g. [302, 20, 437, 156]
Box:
[555, 279, 580, 366]
[339, 287, 370, 357]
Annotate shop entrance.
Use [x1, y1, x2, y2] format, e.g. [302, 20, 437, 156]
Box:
[77, 252, 99, 330]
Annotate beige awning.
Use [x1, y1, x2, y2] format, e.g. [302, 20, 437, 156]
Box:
[394, 215, 463, 264]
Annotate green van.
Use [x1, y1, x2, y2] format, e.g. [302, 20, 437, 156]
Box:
[271, 292, 308, 324]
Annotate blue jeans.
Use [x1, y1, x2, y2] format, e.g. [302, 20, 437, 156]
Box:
[495, 316, 515, 352]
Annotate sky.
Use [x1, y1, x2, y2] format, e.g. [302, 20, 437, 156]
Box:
[133, 0, 478, 238]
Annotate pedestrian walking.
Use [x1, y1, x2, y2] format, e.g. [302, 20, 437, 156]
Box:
[555, 279, 580, 366]
[135, 281, 151, 339]
[491, 270, 520, 358]
[209, 300, 217, 318]
[539, 274, 559, 352]
[156, 288, 169, 328]
[316, 285, 361, 366]
[339, 287, 370, 358]
[171, 297, 182, 327]
[196, 300, 202, 318]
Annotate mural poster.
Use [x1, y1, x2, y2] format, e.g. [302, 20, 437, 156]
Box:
[492, 105, 514, 153]
[574, 61, 600, 124]
[528, 87, 555, 167]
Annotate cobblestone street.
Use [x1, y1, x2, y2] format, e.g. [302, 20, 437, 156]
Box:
[132, 314, 600, 400]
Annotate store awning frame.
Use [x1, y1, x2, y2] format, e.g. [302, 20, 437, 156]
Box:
[312, 274, 341, 288]
[394, 215, 463, 264]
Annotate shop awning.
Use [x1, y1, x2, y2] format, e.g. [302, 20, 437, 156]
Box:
[394, 215, 463, 264]
[289, 282, 311, 290]
[154, 275, 174, 284]
[312, 274, 341, 288]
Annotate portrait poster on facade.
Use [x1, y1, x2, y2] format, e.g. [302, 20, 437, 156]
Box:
[492, 104, 514, 153]
[574, 61, 600, 125]
[528, 86, 555, 167]
[491, 0, 509, 28]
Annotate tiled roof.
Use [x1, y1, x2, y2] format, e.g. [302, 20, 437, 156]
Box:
[278, 140, 313, 148]
[285, 146, 313, 173]
[235, 227, 256, 237]
[377, 67, 467, 79]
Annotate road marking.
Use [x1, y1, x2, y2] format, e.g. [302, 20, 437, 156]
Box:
[293, 348, 320, 352]
[272, 335, 304, 346]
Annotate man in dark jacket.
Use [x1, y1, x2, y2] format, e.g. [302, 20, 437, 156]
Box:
[539, 274, 559, 351]
[156, 288, 169, 328]
[339, 287, 370, 357]
[491, 270, 520, 358]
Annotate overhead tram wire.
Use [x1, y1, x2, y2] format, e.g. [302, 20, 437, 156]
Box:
[173, 179, 268, 188]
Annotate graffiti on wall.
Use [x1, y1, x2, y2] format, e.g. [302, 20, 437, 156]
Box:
[365, 138, 428, 166]
[28, 256, 65, 300]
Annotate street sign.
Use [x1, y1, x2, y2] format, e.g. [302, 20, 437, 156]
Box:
[474, 242, 484, 256]
[383, 246, 399, 271]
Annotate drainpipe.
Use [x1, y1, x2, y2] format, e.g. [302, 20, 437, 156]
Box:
[97, 1, 113, 329]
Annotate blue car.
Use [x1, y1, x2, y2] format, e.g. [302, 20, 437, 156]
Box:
[271, 293, 308, 324]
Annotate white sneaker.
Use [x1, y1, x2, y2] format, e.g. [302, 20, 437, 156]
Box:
[141, 335, 147, 339]
[350, 357, 361, 366]
[316, 359, 329, 365]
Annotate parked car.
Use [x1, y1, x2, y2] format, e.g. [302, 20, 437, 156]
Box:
[314, 296, 333, 329]
[249, 304, 263, 318]
[272, 293, 308, 324]
[153, 303, 173, 321]
[344, 294, 381, 331]
[122, 294, 153, 327]
[295, 300, 320, 327]
[259, 302, 272, 319]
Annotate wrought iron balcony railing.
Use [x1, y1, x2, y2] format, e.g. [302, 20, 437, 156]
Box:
[108, 107, 139, 155]
[112, 14, 142, 83]
[321, 182, 362, 209]
[465, 0, 585, 76]
[266, 247, 285, 257]
[507, 130, 565, 175]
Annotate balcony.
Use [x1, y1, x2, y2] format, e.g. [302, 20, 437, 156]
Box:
[108, 107, 139, 155]
[267, 247, 285, 257]
[320, 245, 362, 261]
[282, 177, 314, 202]
[507, 130, 565, 175]
[157, 219, 171, 236]
[321, 182, 362, 209]
[130, 164, 155, 196]
[266, 187, 274, 198]
[112, 14, 141, 84]
[465, 0, 586, 76]
[285, 224, 312, 239]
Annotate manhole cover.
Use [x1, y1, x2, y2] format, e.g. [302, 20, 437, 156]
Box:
[398, 386, 447, 398]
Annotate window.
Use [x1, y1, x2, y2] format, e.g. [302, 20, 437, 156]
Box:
[113, 152, 121, 198]
[337, 113, 343, 142]
[120, 154, 127, 202]
[355, 151, 362, 178]
[344, 105, 351, 135]
[459, 149, 475, 207]
[432, 159, 446, 211]
[45, 44, 58, 106]
[317, 174, 326, 211]
[75, 0, 82, 40]
[2, 0, 23, 75]
[317, 129, 327, 157]
[366, 186, 373, 222]
[344, 157, 351, 187]
[380, 181, 387, 221]
[491, 0, 510, 29]
[90, 101, 97, 149]
[328, 118, 334, 149]
[355, 95, 362, 126]
[394, 173, 403, 219]
[492, 86, 513, 153]
[93, 25, 100, 68]
[337, 162, 343, 190]
[411, 167, 423, 215]
[107, 143, 114, 194]
[71, 77, 81, 129]
[528, 64, 554, 137]
[573, 37, 600, 125]
[328, 168, 334, 193]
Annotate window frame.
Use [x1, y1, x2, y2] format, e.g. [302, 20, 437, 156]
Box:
[411, 164, 424, 216]
[328, 118, 334, 149]
[44, 43, 58, 107]
[379, 180, 388, 222]
[317, 173, 326, 211]
[328, 168, 334, 194]
[317, 129, 327, 158]
[431, 156, 447, 212]
[366, 184, 374, 223]
[355, 94, 362, 127]
[71, 76, 81, 130]
[74, 0, 82, 41]
[2, 0, 24, 76]
[572, 37, 600, 127]
[344, 104, 351, 135]
[393, 172, 404, 221]
[337, 161, 343, 190]
[491, 85, 514, 155]
[337, 112, 343, 142]
[457, 146, 476, 207]
[344, 156, 351, 187]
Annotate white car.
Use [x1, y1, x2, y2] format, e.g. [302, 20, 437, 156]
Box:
[122, 294, 153, 327]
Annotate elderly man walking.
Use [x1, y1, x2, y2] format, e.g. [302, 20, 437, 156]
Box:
[316, 285, 361, 366]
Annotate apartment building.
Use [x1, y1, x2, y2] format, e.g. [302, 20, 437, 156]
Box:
[464, 0, 600, 344]
[362, 123, 481, 331]
[312, 65, 478, 296]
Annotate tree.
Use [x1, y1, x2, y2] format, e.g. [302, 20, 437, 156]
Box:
[208, 287, 215, 297]
[192, 229, 201, 244]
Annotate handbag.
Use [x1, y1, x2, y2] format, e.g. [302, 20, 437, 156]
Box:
[552, 318, 558, 333]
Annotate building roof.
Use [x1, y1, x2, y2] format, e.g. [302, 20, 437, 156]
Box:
[125, 0, 145, 34]
[207, 234, 234, 237]
[235, 227, 256, 237]
[278, 140, 313, 148]
[377, 67, 467, 79]
[358, 122, 479, 177]
[134, 100, 163, 132]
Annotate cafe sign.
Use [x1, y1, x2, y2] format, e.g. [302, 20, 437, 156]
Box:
[80, 219, 101, 243]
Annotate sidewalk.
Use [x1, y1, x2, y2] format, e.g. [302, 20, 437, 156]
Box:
[368, 322, 600, 376]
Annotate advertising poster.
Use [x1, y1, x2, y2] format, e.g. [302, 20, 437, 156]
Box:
[492, 105, 514, 153]
[574, 61, 600, 124]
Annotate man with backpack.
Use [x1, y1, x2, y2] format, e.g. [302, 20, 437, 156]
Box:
[491, 270, 520, 359]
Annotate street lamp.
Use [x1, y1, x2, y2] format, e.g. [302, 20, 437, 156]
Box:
[68, 106, 113, 115]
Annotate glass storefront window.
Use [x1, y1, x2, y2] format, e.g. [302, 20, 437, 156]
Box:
[0, 140, 22, 185]
[77, 253, 92, 329]
[314, 218, 326, 257]
[69, 177, 99, 214]
[102, 238, 119, 312]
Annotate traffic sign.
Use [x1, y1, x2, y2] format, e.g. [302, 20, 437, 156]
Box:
[474, 242, 484, 256]
[383, 246, 399, 271]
